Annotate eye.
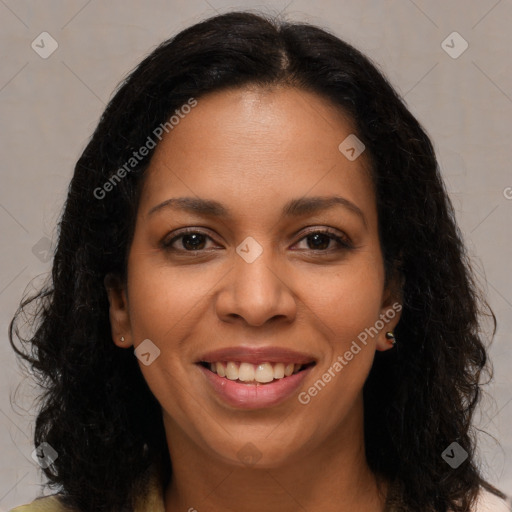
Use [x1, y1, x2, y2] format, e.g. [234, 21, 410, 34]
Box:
[293, 228, 353, 252]
[161, 229, 216, 252]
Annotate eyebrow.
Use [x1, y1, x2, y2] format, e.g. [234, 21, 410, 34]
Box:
[147, 195, 367, 227]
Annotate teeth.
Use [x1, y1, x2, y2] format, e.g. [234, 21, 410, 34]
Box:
[255, 363, 274, 383]
[216, 362, 226, 377]
[284, 363, 295, 377]
[206, 361, 307, 383]
[226, 361, 239, 380]
[238, 362, 255, 382]
[273, 363, 285, 379]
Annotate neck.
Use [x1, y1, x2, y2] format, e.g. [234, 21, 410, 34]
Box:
[163, 398, 388, 512]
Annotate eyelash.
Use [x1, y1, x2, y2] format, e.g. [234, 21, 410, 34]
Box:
[161, 227, 353, 255]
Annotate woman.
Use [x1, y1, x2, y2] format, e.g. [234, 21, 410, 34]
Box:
[9, 11, 511, 512]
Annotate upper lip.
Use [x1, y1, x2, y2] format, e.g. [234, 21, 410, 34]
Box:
[197, 346, 317, 365]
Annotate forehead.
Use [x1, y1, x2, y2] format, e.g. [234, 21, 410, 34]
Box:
[139, 85, 375, 224]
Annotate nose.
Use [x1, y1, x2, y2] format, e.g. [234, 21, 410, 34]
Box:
[214, 241, 297, 327]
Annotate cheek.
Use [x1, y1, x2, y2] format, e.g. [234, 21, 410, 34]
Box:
[125, 259, 205, 426]
[297, 276, 381, 431]
[123, 254, 199, 389]
[298, 257, 384, 402]
[307, 257, 385, 341]
[126, 255, 214, 339]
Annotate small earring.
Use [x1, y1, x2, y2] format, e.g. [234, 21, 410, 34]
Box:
[120, 336, 125, 343]
[385, 331, 396, 346]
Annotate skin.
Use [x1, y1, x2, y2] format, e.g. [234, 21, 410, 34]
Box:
[106, 84, 402, 512]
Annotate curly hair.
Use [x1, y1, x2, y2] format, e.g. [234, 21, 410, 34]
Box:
[9, 10, 505, 512]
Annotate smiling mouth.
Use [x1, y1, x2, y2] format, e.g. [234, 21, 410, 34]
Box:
[199, 360, 316, 385]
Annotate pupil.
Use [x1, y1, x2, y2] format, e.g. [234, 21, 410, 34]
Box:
[183, 234, 205, 250]
[308, 233, 329, 250]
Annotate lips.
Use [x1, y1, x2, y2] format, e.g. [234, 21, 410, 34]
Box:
[197, 346, 317, 366]
[196, 346, 317, 409]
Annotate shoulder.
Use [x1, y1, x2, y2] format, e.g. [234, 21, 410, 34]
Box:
[473, 487, 512, 512]
[9, 494, 73, 512]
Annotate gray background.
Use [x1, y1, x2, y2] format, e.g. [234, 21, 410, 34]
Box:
[1, 0, 511, 509]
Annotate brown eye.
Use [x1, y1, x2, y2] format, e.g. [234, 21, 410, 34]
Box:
[294, 229, 353, 252]
[162, 231, 214, 251]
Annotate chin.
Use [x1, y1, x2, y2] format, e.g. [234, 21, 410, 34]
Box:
[205, 434, 309, 470]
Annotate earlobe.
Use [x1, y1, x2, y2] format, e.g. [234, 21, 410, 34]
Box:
[375, 331, 397, 352]
[375, 309, 401, 352]
[376, 271, 404, 352]
[104, 273, 132, 348]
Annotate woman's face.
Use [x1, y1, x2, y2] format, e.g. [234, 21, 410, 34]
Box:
[107, 85, 401, 468]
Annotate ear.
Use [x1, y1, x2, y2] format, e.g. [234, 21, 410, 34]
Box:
[375, 268, 404, 352]
[104, 273, 132, 349]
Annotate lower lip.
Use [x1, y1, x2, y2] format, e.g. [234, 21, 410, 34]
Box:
[198, 364, 314, 410]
